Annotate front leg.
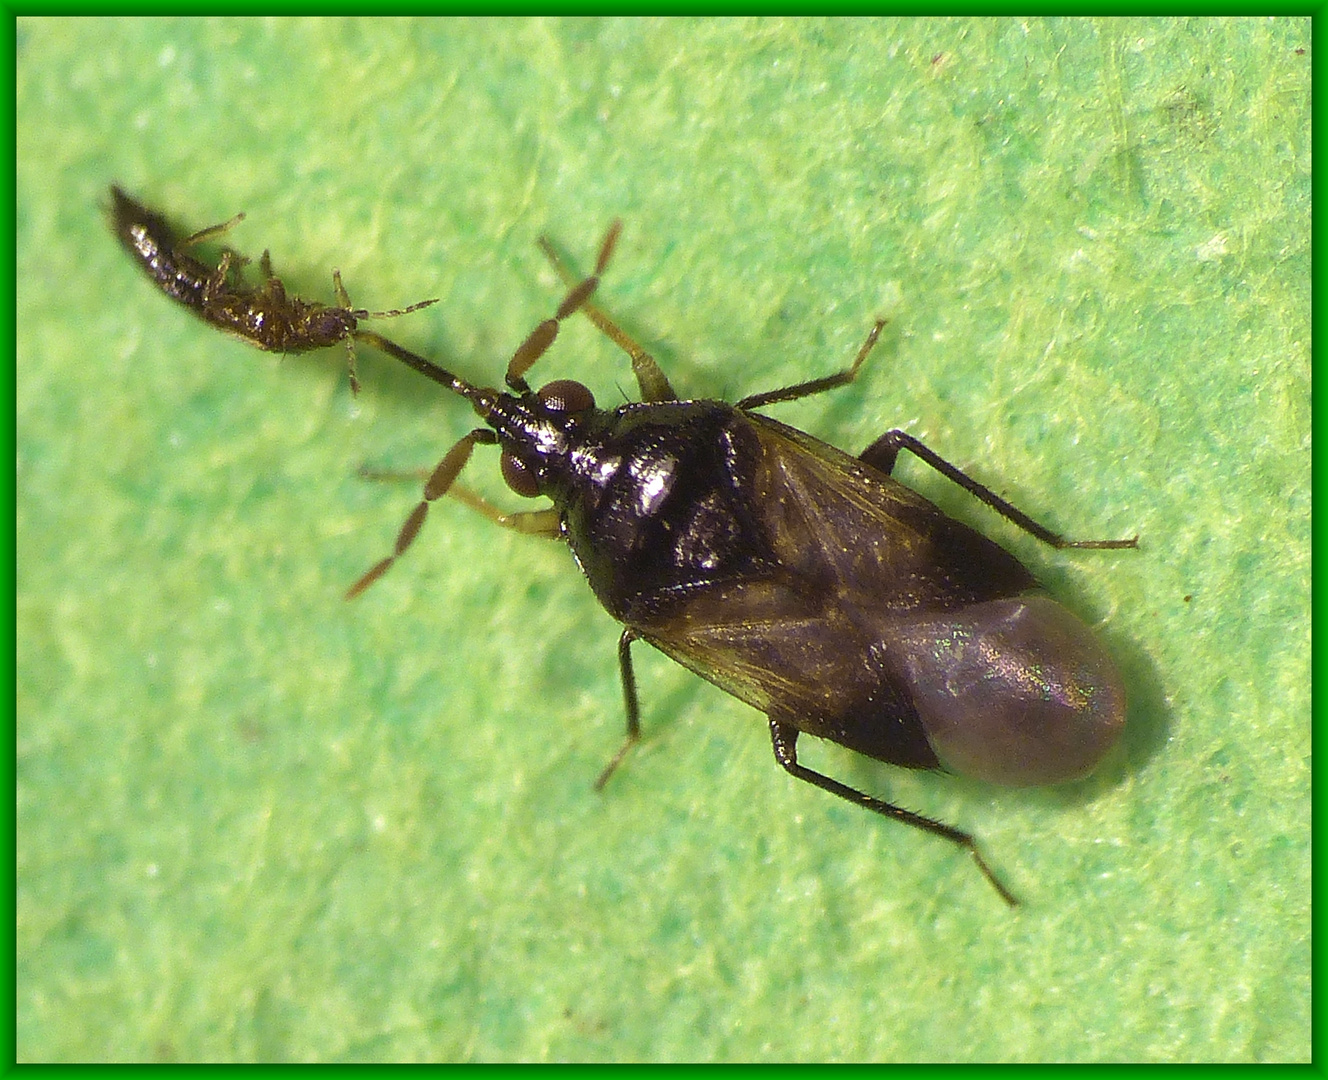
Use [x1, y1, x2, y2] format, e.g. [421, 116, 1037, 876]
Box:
[594, 629, 643, 791]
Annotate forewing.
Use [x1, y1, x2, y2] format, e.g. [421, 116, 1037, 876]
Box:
[625, 413, 1033, 763]
[747, 415, 1036, 608]
[638, 569, 937, 766]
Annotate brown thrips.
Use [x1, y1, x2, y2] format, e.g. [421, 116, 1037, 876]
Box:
[109, 185, 437, 393]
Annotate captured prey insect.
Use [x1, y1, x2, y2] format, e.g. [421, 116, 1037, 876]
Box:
[348, 223, 1137, 906]
[109, 186, 438, 394]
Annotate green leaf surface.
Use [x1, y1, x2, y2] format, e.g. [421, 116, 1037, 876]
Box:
[17, 16, 1309, 1062]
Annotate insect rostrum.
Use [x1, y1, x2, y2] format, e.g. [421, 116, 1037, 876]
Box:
[347, 223, 1137, 907]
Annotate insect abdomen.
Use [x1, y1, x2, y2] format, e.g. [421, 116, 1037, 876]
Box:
[110, 186, 211, 310]
[884, 592, 1127, 786]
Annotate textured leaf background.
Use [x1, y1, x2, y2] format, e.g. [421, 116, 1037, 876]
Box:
[16, 17, 1309, 1062]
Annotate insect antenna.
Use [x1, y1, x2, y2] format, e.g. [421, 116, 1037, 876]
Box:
[344, 426, 500, 599]
[505, 220, 622, 392]
[330, 271, 440, 396]
[343, 229, 626, 597]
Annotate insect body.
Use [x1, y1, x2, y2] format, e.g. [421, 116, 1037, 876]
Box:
[351, 224, 1137, 906]
[109, 186, 437, 393]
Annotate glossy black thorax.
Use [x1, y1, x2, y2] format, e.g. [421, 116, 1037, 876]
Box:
[489, 396, 772, 622]
[485, 387, 1041, 633]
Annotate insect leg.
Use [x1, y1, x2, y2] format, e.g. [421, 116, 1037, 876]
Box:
[177, 211, 246, 249]
[345, 428, 499, 599]
[505, 221, 625, 393]
[202, 250, 235, 305]
[594, 629, 643, 791]
[859, 431, 1139, 550]
[256, 255, 295, 300]
[357, 468, 562, 538]
[736, 320, 886, 411]
[173, 207, 250, 303]
[327, 272, 440, 396]
[536, 231, 678, 403]
[331, 270, 364, 395]
[445, 487, 562, 537]
[768, 718, 1018, 907]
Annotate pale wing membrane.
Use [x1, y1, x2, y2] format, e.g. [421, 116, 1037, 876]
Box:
[633, 417, 991, 769]
[749, 417, 1036, 609]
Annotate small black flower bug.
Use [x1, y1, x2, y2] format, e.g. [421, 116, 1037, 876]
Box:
[350, 223, 1138, 906]
[109, 186, 437, 394]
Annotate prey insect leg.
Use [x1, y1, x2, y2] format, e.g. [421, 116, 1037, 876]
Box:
[536, 230, 678, 403]
[332, 270, 364, 395]
[201, 250, 240, 305]
[177, 211, 246, 249]
[180, 213, 250, 302]
[859, 431, 1138, 550]
[329, 270, 440, 396]
[593, 629, 643, 791]
[768, 718, 1019, 907]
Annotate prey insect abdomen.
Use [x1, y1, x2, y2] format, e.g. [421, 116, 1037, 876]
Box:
[110, 186, 214, 309]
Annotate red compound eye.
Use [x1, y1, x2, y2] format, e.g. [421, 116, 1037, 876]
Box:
[500, 450, 540, 498]
[537, 379, 595, 413]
